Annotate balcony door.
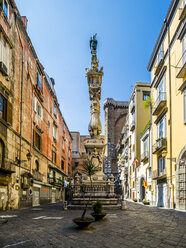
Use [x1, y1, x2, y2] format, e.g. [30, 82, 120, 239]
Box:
[158, 185, 164, 207]
[157, 78, 165, 103]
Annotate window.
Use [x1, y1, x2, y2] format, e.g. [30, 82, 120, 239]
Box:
[52, 146, 57, 163]
[157, 115, 166, 139]
[62, 137, 65, 151]
[68, 149, 71, 159]
[0, 94, 12, 124]
[143, 136, 148, 155]
[53, 124, 57, 142]
[157, 76, 166, 103]
[184, 88, 186, 124]
[68, 164, 71, 175]
[3, 0, 8, 19]
[34, 97, 43, 119]
[0, 33, 10, 73]
[143, 92, 150, 101]
[133, 181, 135, 188]
[0, 94, 6, 120]
[61, 159, 64, 170]
[54, 104, 57, 117]
[157, 43, 164, 63]
[33, 130, 41, 151]
[158, 156, 165, 176]
[63, 124, 65, 133]
[182, 34, 186, 66]
[0, 1, 9, 19]
[37, 69, 42, 91]
[35, 160, 39, 172]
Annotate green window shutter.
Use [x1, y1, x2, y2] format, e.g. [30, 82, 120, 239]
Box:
[7, 100, 12, 125]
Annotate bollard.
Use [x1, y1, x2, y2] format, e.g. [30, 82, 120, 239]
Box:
[62, 201, 67, 210]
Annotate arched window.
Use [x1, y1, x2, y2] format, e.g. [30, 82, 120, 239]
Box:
[35, 160, 39, 172]
[0, 139, 4, 166]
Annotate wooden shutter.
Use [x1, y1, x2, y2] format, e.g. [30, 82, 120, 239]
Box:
[33, 130, 36, 147]
[7, 100, 12, 125]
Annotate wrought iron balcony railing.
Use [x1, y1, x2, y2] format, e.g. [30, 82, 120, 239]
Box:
[33, 170, 43, 182]
[141, 150, 149, 162]
[152, 92, 166, 115]
[130, 119, 135, 131]
[176, 50, 186, 79]
[152, 138, 167, 154]
[130, 101, 135, 113]
[48, 177, 64, 186]
[152, 168, 166, 180]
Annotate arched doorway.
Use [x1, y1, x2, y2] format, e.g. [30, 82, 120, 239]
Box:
[141, 177, 145, 201]
[177, 148, 186, 210]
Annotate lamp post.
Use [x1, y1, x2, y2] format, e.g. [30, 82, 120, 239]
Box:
[120, 166, 127, 210]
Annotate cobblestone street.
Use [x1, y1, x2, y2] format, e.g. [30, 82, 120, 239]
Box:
[0, 201, 186, 248]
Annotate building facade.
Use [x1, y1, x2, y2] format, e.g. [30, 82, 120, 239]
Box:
[137, 123, 152, 203]
[147, 0, 186, 209]
[0, 0, 72, 210]
[117, 83, 151, 201]
[103, 98, 128, 179]
[127, 83, 151, 200]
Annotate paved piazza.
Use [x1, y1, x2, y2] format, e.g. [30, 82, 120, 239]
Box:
[0, 201, 186, 248]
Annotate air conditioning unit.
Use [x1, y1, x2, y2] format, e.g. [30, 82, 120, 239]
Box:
[0, 62, 8, 76]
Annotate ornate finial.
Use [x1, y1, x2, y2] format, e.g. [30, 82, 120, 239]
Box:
[90, 33, 97, 53]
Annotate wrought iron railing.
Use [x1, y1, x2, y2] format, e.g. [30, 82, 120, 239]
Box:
[141, 150, 149, 162]
[152, 138, 167, 154]
[152, 168, 166, 179]
[153, 92, 166, 115]
[176, 50, 186, 78]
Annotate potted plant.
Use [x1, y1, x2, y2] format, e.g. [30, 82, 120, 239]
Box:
[73, 161, 98, 228]
[142, 199, 150, 205]
[133, 198, 137, 202]
[91, 200, 106, 221]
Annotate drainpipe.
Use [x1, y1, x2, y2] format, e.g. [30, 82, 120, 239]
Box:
[15, 13, 24, 208]
[165, 18, 173, 208]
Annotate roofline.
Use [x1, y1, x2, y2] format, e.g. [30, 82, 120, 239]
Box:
[129, 82, 151, 102]
[147, 0, 180, 71]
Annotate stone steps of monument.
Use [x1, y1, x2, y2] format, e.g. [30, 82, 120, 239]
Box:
[68, 204, 121, 210]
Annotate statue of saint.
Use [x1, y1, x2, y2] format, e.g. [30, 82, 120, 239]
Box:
[90, 34, 97, 53]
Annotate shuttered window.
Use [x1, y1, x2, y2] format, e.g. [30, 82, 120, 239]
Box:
[0, 33, 9, 73]
[0, 94, 12, 125]
[52, 146, 57, 164]
[33, 130, 42, 151]
[34, 97, 43, 120]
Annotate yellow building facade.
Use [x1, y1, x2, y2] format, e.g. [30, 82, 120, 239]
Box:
[148, 0, 186, 209]
[128, 83, 151, 200]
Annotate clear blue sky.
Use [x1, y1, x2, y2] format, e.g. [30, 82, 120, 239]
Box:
[16, 0, 171, 135]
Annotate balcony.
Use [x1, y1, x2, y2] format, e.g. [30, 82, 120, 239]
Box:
[154, 58, 164, 76]
[130, 101, 135, 113]
[152, 169, 166, 180]
[176, 51, 186, 78]
[33, 170, 43, 182]
[124, 151, 128, 160]
[130, 120, 135, 131]
[179, 5, 186, 21]
[152, 92, 166, 115]
[141, 151, 149, 162]
[48, 177, 64, 186]
[152, 138, 167, 154]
